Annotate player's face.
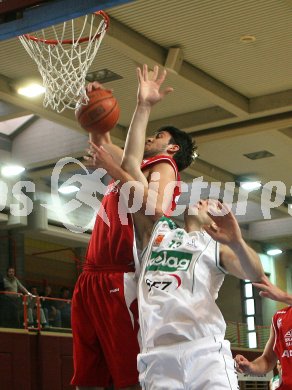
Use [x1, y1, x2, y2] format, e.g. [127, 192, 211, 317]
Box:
[186, 200, 213, 226]
[143, 131, 173, 158]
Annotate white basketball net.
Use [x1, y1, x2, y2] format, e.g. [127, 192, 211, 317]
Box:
[19, 11, 109, 113]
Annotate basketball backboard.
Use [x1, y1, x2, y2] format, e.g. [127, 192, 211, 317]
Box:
[0, 0, 133, 40]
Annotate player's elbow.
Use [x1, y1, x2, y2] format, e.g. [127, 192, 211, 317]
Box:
[121, 159, 134, 172]
[121, 158, 141, 177]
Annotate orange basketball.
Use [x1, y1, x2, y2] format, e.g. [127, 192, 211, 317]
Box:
[76, 88, 120, 133]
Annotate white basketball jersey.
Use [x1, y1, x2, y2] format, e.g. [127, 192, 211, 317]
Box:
[138, 217, 228, 349]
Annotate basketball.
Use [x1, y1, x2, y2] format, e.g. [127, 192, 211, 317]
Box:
[75, 88, 120, 133]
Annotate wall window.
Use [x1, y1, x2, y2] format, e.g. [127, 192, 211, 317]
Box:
[242, 279, 258, 348]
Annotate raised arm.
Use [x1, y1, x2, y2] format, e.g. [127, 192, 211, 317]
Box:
[235, 325, 277, 375]
[88, 64, 177, 220]
[204, 201, 264, 281]
[121, 64, 173, 183]
[253, 275, 292, 305]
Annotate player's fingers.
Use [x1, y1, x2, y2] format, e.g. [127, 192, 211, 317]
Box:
[86, 83, 93, 93]
[151, 65, 159, 81]
[252, 282, 265, 289]
[203, 224, 218, 239]
[207, 199, 218, 208]
[143, 64, 148, 81]
[83, 157, 95, 167]
[204, 222, 218, 233]
[88, 141, 99, 152]
[258, 291, 269, 298]
[93, 81, 103, 90]
[203, 225, 211, 235]
[86, 81, 102, 93]
[221, 202, 232, 214]
[234, 354, 244, 362]
[97, 145, 110, 156]
[215, 201, 223, 210]
[156, 69, 167, 85]
[208, 203, 230, 217]
[137, 67, 143, 82]
[253, 281, 270, 292]
[210, 222, 218, 231]
[161, 87, 174, 96]
[255, 275, 271, 287]
[207, 205, 221, 217]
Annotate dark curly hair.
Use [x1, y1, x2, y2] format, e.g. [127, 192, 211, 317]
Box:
[157, 125, 197, 171]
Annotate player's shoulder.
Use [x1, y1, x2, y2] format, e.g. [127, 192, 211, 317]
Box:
[142, 155, 177, 170]
[273, 306, 291, 318]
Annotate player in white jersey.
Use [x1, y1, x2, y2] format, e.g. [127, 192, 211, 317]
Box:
[88, 65, 264, 389]
[136, 200, 264, 390]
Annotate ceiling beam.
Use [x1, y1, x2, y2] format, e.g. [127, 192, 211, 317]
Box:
[192, 111, 292, 143]
[179, 61, 249, 118]
[0, 100, 30, 120]
[250, 89, 292, 116]
[182, 158, 235, 183]
[104, 16, 250, 117]
[248, 216, 292, 241]
[147, 106, 235, 134]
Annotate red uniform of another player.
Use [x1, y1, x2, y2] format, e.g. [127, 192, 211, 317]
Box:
[71, 155, 179, 388]
[272, 306, 292, 389]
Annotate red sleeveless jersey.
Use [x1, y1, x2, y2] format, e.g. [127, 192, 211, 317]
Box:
[272, 306, 292, 389]
[85, 155, 180, 270]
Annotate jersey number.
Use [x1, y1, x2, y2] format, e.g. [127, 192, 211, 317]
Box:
[146, 278, 172, 292]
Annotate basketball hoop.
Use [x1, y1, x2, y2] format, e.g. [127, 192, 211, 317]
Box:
[18, 11, 110, 113]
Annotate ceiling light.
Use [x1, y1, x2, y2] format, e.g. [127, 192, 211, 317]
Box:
[266, 248, 282, 256]
[240, 181, 261, 191]
[244, 150, 274, 160]
[17, 83, 46, 98]
[240, 35, 256, 43]
[58, 185, 80, 194]
[86, 68, 123, 83]
[1, 165, 25, 177]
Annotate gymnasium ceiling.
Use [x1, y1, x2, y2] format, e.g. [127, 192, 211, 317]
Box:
[0, 0, 292, 252]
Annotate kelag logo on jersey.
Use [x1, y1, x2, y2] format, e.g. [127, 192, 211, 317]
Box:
[146, 250, 192, 272]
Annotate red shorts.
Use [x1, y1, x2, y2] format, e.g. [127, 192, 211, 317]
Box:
[71, 270, 140, 388]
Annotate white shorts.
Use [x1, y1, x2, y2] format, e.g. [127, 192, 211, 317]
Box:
[138, 335, 239, 390]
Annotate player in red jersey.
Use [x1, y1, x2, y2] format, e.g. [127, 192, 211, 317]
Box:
[235, 275, 292, 389]
[71, 64, 197, 390]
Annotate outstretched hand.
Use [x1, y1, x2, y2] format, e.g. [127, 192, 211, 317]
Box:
[203, 201, 242, 246]
[252, 275, 287, 303]
[84, 141, 116, 172]
[137, 64, 173, 106]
